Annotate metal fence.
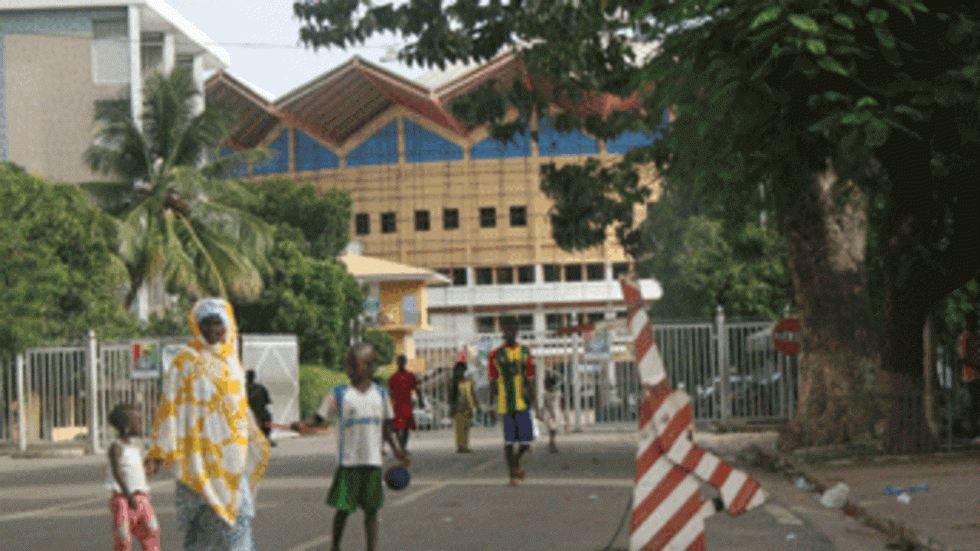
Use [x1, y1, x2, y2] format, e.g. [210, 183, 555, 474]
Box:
[1, 332, 297, 453]
[412, 310, 801, 432]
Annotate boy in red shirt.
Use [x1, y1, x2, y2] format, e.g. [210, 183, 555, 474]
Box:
[388, 354, 425, 452]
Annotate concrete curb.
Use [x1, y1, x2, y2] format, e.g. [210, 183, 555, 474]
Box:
[743, 445, 955, 551]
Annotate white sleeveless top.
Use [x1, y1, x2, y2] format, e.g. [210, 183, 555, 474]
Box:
[105, 439, 150, 494]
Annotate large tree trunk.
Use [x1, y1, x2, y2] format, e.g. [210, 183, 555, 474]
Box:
[777, 160, 882, 450]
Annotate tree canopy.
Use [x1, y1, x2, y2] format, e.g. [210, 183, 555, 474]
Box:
[0, 163, 133, 352]
[234, 178, 364, 368]
[295, 0, 980, 451]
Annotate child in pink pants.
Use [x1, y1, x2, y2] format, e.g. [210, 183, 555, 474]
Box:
[106, 404, 160, 551]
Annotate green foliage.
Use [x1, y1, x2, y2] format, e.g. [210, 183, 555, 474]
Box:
[362, 329, 396, 368]
[644, 215, 791, 320]
[234, 234, 364, 368]
[0, 163, 134, 352]
[298, 364, 349, 419]
[245, 178, 352, 259]
[87, 71, 273, 306]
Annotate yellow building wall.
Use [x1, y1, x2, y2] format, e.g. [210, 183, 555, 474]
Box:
[252, 105, 656, 273]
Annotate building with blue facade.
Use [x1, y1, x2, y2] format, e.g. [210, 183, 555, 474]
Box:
[208, 52, 662, 353]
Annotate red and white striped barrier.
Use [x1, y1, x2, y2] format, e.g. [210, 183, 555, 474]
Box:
[622, 278, 767, 551]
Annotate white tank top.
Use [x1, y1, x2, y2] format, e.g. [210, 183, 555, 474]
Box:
[105, 439, 150, 494]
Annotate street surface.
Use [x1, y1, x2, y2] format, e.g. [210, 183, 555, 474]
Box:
[1, 427, 835, 550]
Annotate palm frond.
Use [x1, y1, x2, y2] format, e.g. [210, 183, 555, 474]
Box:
[163, 211, 208, 298]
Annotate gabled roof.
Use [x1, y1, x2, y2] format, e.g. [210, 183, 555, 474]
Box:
[206, 71, 280, 149]
[209, 47, 647, 152]
[275, 56, 465, 145]
[340, 253, 450, 285]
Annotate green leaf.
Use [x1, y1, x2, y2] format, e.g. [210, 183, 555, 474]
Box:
[865, 117, 890, 147]
[893, 105, 925, 121]
[842, 111, 871, 125]
[833, 14, 855, 30]
[806, 39, 827, 55]
[963, 66, 979, 78]
[750, 6, 783, 29]
[866, 8, 889, 24]
[824, 91, 850, 102]
[856, 96, 878, 108]
[788, 14, 821, 34]
[818, 56, 849, 76]
[874, 26, 896, 49]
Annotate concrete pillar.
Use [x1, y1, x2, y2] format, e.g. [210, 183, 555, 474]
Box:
[128, 5, 143, 130]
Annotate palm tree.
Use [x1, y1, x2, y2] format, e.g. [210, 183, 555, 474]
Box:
[87, 70, 272, 307]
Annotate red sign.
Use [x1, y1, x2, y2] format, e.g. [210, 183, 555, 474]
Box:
[773, 318, 801, 355]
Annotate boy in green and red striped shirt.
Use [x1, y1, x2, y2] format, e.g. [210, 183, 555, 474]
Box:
[488, 317, 536, 485]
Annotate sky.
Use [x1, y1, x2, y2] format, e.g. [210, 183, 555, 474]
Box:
[165, 0, 430, 100]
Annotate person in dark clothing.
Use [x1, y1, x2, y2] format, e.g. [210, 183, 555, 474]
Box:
[246, 369, 275, 446]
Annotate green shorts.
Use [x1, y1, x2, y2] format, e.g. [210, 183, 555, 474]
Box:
[327, 466, 384, 513]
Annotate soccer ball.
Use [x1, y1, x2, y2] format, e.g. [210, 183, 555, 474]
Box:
[385, 466, 411, 490]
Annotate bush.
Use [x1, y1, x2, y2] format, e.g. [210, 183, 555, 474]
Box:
[299, 363, 400, 419]
[299, 364, 350, 419]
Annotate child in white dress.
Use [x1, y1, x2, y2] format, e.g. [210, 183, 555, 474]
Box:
[537, 374, 566, 453]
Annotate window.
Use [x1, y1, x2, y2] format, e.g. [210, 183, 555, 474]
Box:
[92, 19, 129, 84]
[517, 265, 535, 283]
[612, 262, 630, 279]
[452, 268, 467, 286]
[437, 268, 451, 279]
[510, 206, 527, 227]
[402, 293, 419, 325]
[496, 267, 514, 284]
[476, 316, 496, 333]
[475, 267, 493, 285]
[615, 310, 628, 319]
[544, 264, 561, 282]
[546, 313, 564, 331]
[479, 207, 497, 228]
[381, 212, 397, 233]
[586, 263, 605, 281]
[415, 210, 430, 231]
[565, 264, 583, 282]
[517, 314, 534, 332]
[444, 208, 459, 230]
[587, 312, 605, 324]
[355, 213, 370, 235]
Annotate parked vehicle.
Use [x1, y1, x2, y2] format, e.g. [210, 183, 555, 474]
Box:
[694, 367, 783, 419]
[413, 396, 452, 430]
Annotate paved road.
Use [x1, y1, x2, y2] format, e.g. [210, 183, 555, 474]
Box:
[1, 428, 834, 550]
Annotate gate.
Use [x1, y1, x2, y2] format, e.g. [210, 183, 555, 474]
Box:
[1, 332, 298, 453]
[413, 310, 800, 431]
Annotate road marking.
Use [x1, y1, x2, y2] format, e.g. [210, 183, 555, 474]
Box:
[389, 482, 447, 507]
[473, 458, 498, 472]
[763, 504, 804, 526]
[286, 534, 331, 551]
[0, 495, 105, 523]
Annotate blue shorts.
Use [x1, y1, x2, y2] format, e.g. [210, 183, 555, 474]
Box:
[502, 410, 534, 444]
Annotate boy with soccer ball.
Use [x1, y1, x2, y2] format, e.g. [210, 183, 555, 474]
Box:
[291, 342, 409, 551]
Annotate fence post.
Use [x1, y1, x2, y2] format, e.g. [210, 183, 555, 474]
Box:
[716, 305, 731, 426]
[572, 332, 583, 432]
[16, 353, 26, 452]
[87, 330, 101, 455]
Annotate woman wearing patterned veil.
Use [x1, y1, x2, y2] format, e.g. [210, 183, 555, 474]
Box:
[146, 298, 270, 550]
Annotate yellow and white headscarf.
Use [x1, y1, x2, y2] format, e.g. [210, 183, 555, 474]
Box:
[148, 298, 270, 525]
